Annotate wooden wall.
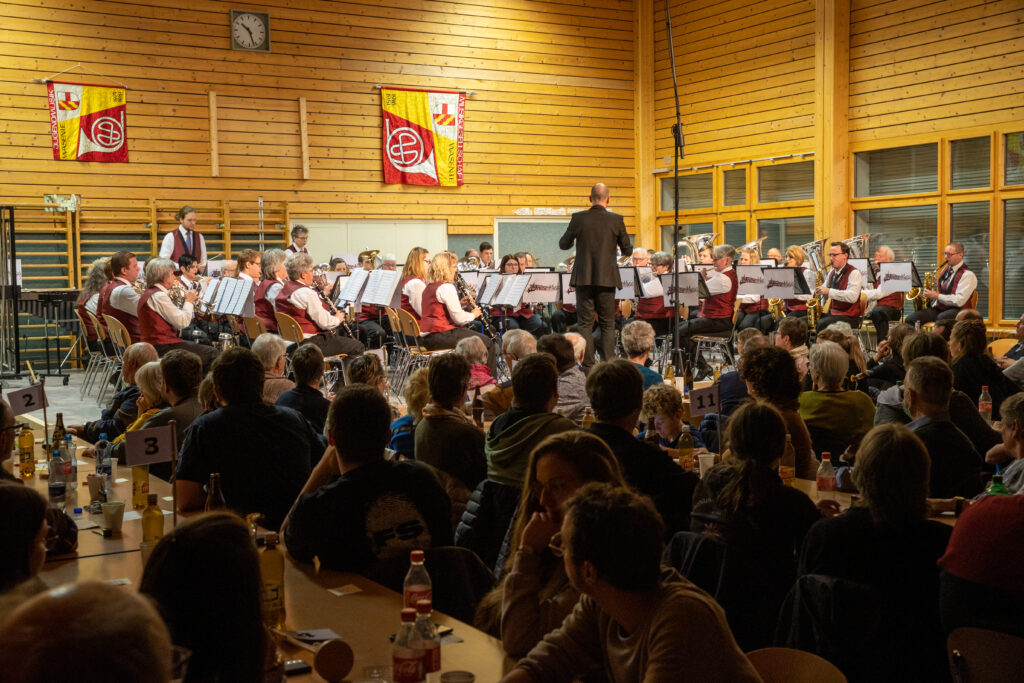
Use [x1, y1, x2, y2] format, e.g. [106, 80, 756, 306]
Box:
[0, 0, 637, 234]
[848, 0, 1024, 143]
[653, 0, 817, 166]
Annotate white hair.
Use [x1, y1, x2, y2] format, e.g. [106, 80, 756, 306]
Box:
[251, 333, 287, 370]
[565, 332, 586, 362]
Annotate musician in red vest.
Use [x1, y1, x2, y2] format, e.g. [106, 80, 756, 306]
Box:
[137, 258, 219, 372]
[237, 249, 262, 283]
[782, 244, 815, 320]
[76, 257, 111, 353]
[159, 205, 206, 269]
[285, 225, 309, 254]
[677, 244, 738, 359]
[98, 250, 142, 341]
[735, 247, 773, 333]
[275, 252, 364, 357]
[254, 248, 287, 333]
[863, 245, 905, 341]
[419, 252, 496, 372]
[357, 252, 396, 349]
[814, 241, 864, 331]
[631, 251, 674, 337]
[906, 241, 978, 326]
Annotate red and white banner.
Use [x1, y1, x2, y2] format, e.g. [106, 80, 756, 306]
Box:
[47, 81, 128, 162]
[381, 87, 464, 186]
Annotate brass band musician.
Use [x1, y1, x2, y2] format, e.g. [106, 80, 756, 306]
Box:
[255, 249, 288, 333]
[236, 249, 262, 282]
[99, 250, 142, 341]
[677, 244, 738, 358]
[286, 225, 310, 254]
[274, 253, 364, 357]
[631, 251, 673, 337]
[137, 258, 218, 372]
[906, 241, 977, 326]
[782, 245, 814, 319]
[862, 245, 904, 341]
[419, 252, 497, 372]
[814, 241, 863, 331]
[159, 205, 206, 269]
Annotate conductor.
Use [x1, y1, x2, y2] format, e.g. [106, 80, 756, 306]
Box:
[559, 183, 632, 368]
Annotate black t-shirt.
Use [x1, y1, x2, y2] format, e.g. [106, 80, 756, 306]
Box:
[276, 385, 331, 434]
[283, 458, 453, 572]
[176, 402, 320, 529]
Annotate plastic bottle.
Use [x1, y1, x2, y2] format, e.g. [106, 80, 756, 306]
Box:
[580, 407, 595, 430]
[142, 493, 164, 542]
[403, 550, 432, 609]
[712, 363, 722, 383]
[47, 443, 66, 504]
[132, 465, 150, 510]
[393, 608, 425, 683]
[95, 433, 111, 478]
[260, 532, 287, 630]
[413, 599, 441, 683]
[64, 434, 77, 482]
[978, 385, 993, 425]
[986, 470, 1010, 496]
[779, 434, 796, 487]
[815, 451, 836, 501]
[18, 425, 35, 478]
[205, 473, 227, 511]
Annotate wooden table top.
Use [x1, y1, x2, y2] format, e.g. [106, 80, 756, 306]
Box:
[792, 478, 957, 527]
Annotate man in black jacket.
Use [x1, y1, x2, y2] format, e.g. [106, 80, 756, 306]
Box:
[559, 183, 632, 368]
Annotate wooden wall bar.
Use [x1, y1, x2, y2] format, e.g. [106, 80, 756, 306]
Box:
[0, 0, 637, 234]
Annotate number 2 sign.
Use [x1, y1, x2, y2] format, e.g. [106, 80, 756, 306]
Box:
[7, 384, 48, 417]
[688, 384, 721, 418]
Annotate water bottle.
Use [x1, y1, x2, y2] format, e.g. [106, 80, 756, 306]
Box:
[413, 599, 441, 683]
[64, 434, 78, 483]
[47, 444, 66, 504]
[393, 608, 425, 683]
[95, 433, 111, 498]
[986, 469, 1010, 496]
[815, 451, 836, 501]
[403, 550, 432, 609]
[978, 385, 993, 425]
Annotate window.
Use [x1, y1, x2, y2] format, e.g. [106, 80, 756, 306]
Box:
[723, 220, 746, 249]
[758, 161, 813, 203]
[661, 222, 713, 253]
[1004, 199, 1024, 319]
[951, 137, 990, 190]
[723, 169, 746, 206]
[950, 202, 990, 316]
[756, 216, 814, 255]
[854, 206, 939, 305]
[854, 143, 938, 197]
[1006, 132, 1024, 186]
[660, 173, 713, 211]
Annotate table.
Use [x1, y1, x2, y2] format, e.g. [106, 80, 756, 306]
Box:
[793, 479, 957, 527]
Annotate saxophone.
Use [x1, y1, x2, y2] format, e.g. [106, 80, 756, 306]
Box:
[806, 268, 825, 329]
[768, 297, 785, 321]
[908, 265, 940, 312]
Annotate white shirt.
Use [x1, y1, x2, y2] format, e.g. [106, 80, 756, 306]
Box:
[85, 292, 99, 315]
[937, 262, 977, 309]
[402, 277, 426, 316]
[158, 226, 207, 267]
[421, 282, 475, 334]
[705, 266, 734, 296]
[825, 265, 862, 304]
[239, 272, 255, 282]
[286, 283, 339, 338]
[144, 284, 194, 331]
[109, 277, 140, 317]
[265, 279, 284, 309]
[289, 243, 309, 254]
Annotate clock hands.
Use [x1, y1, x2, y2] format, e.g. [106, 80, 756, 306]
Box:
[242, 21, 255, 42]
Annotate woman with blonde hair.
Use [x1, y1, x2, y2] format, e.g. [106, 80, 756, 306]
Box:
[476, 430, 627, 656]
[784, 244, 815, 319]
[419, 252, 496, 371]
[399, 246, 430, 320]
[737, 248, 771, 332]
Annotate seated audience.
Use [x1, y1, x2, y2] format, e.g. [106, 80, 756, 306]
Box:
[994, 392, 1024, 493]
[283, 385, 452, 572]
[176, 348, 320, 529]
[457, 335, 497, 393]
[938, 494, 1024, 639]
[949, 318, 1019, 420]
[994, 312, 1024, 387]
[586, 359, 699, 535]
[817, 322, 870, 393]
[482, 329, 537, 421]
[0, 582, 173, 683]
[698, 329, 768, 451]
[799, 340, 874, 457]
[621, 320, 662, 389]
[904, 357, 983, 498]
[536, 333, 589, 424]
[108, 360, 165, 446]
[474, 431, 627, 656]
[276, 343, 330, 434]
[775, 316, 810, 384]
[140, 512, 265, 682]
[252, 332, 295, 404]
[68, 341, 158, 442]
[863, 323, 913, 390]
[799, 424, 953, 682]
[932, 317, 955, 340]
[638, 383, 705, 455]
[348, 352, 387, 395]
[0, 482, 48, 595]
[741, 345, 818, 479]
[389, 367, 428, 460]
[197, 373, 217, 412]
[0, 400, 20, 484]
[499, 484, 760, 683]
[564, 332, 586, 367]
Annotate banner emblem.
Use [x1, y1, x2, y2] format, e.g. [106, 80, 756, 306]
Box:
[381, 87, 464, 186]
[47, 81, 128, 162]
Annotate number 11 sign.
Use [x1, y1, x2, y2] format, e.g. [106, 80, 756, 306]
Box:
[688, 384, 721, 418]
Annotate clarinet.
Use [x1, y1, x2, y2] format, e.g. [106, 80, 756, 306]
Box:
[311, 281, 356, 338]
[454, 272, 500, 346]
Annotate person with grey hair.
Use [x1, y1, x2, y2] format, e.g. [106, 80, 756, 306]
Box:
[994, 393, 1024, 493]
[482, 329, 538, 421]
[565, 331, 586, 365]
[456, 335, 496, 392]
[677, 244, 738, 366]
[862, 244, 904, 341]
[798, 340, 875, 456]
[76, 257, 111, 353]
[621, 320, 662, 389]
[251, 332, 295, 404]
[382, 253, 397, 270]
[255, 247, 287, 332]
[286, 224, 309, 254]
[631, 251, 674, 337]
[137, 257, 218, 372]
[68, 342, 158, 443]
[159, 204, 206, 268]
[275, 252, 364, 358]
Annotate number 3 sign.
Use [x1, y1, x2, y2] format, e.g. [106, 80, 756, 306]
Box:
[125, 425, 175, 466]
[7, 384, 48, 417]
[688, 384, 721, 418]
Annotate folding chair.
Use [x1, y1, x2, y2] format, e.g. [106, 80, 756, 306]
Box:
[84, 310, 118, 401]
[395, 309, 450, 385]
[274, 312, 303, 346]
[242, 316, 267, 342]
[384, 307, 413, 397]
[100, 314, 132, 406]
[74, 309, 106, 399]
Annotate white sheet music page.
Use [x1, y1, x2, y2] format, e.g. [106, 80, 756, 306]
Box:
[495, 274, 530, 307]
[765, 268, 796, 299]
[337, 268, 369, 304]
[660, 272, 699, 307]
[522, 272, 560, 304]
[636, 266, 661, 298]
[560, 274, 577, 306]
[362, 269, 401, 306]
[615, 267, 636, 300]
[478, 274, 502, 306]
[736, 265, 766, 296]
[878, 262, 913, 293]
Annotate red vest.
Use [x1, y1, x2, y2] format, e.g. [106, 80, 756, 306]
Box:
[138, 288, 182, 345]
[275, 280, 326, 335]
[877, 291, 904, 309]
[786, 267, 813, 312]
[741, 299, 767, 314]
[419, 282, 456, 334]
[936, 265, 971, 312]
[77, 301, 97, 341]
[255, 279, 279, 332]
[826, 266, 861, 317]
[285, 245, 308, 254]
[637, 295, 672, 319]
[99, 279, 141, 340]
[400, 277, 421, 322]
[561, 303, 577, 314]
[357, 303, 379, 322]
[698, 269, 738, 320]
[169, 229, 202, 264]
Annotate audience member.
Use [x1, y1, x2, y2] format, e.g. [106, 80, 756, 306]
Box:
[799, 424, 953, 682]
[863, 323, 913, 389]
[536, 333, 589, 424]
[698, 330, 768, 451]
[799, 341, 874, 457]
[482, 329, 537, 421]
[389, 367, 428, 459]
[276, 343, 330, 434]
[932, 317, 955, 340]
[140, 512, 265, 682]
[68, 341, 158, 442]
[0, 482, 48, 595]
[904, 357, 983, 498]
[638, 383, 705, 455]
[741, 345, 818, 479]
[0, 399, 19, 483]
[564, 332, 586, 367]
[252, 332, 295, 404]
[0, 582, 173, 683]
[284, 385, 452, 572]
[621, 320, 662, 389]
[993, 313, 1024, 384]
[108, 360, 165, 446]
[586, 359, 699, 535]
[500, 484, 760, 683]
[994, 392, 1024, 493]
[197, 372, 217, 411]
[949, 318, 1018, 420]
[817, 322, 869, 393]
[457, 335, 497, 393]
[775, 316, 810, 383]
[176, 348, 320, 528]
[348, 352, 387, 395]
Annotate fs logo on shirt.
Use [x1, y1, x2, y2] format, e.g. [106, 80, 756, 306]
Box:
[365, 493, 431, 556]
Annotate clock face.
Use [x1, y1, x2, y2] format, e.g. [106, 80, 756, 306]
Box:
[231, 11, 269, 51]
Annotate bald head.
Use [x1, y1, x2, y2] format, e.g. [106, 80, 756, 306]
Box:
[123, 342, 158, 385]
[590, 183, 610, 206]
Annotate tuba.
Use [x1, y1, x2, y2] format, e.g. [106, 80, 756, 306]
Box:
[676, 232, 719, 266]
[358, 248, 381, 270]
[738, 236, 768, 260]
[556, 255, 575, 272]
[842, 233, 871, 259]
[458, 255, 481, 271]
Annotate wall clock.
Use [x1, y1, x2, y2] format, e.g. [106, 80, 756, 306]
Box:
[230, 10, 271, 52]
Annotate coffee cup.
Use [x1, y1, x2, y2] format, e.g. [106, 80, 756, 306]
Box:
[101, 501, 125, 534]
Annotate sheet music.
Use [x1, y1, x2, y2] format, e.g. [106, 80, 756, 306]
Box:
[615, 266, 637, 300]
[764, 268, 797, 299]
[524, 267, 552, 273]
[212, 277, 255, 317]
[676, 257, 692, 273]
[494, 274, 531, 307]
[560, 273, 576, 306]
[459, 271, 486, 293]
[736, 265, 766, 296]
[849, 258, 874, 284]
[659, 272, 700, 307]
[337, 268, 369, 304]
[478, 274, 502, 306]
[761, 258, 778, 267]
[878, 262, 914, 293]
[522, 272, 561, 304]
[330, 253, 359, 268]
[200, 278, 220, 308]
[635, 266, 659, 298]
[362, 269, 401, 306]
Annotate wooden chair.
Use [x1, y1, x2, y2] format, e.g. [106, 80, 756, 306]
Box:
[242, 316, 267, 341]
[100, 314, 132, 404]
[745, 647, 847, 683]
[274, 312, 304, 346]
[987, 337, 1017, 358]
[384, 307, 413, 396]
[74, 309, 105, 399]
[948, 627, 1024, 683]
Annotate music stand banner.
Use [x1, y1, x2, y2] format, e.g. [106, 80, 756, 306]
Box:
[878, 262, 914, 293]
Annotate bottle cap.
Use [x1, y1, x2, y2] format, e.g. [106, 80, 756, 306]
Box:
[401, 607, 417, 622]
[982, 385, 990, 391]
[822, 451, 831, 460]
[74, 508, 82, 515]
[415, 599, 432, 613]
[410, 549, 425, 563]
[147, 493, 158, 505]
[65, 434, 72, 442]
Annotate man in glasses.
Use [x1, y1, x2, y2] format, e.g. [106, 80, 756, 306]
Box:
[813, 241, 863, 331]
[906, 241, 977, 327]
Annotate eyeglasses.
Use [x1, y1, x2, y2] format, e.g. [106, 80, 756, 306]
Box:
[828, 251, 842, 258]
[548, 531, 564, 558]
[943, 251, 960, 257]
[0, 422, 27, 434]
